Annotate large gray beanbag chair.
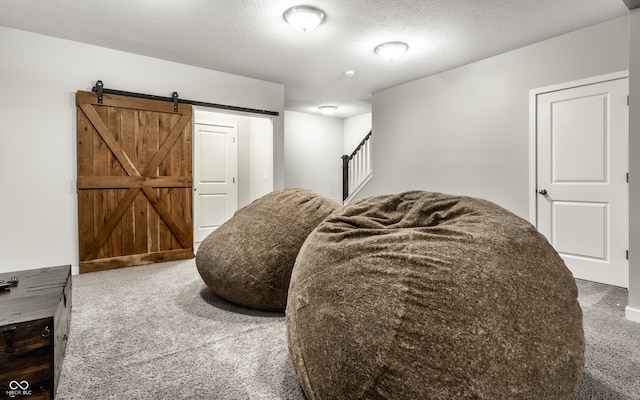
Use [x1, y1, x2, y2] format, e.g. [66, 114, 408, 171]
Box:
[286, 191, 584, 400]
[196, 188, 340, 312]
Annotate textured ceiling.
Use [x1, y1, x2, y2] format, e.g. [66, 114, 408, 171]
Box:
[0, 0, 630, 118]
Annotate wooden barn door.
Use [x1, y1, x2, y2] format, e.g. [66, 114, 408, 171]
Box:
[76, 91, 193, 273]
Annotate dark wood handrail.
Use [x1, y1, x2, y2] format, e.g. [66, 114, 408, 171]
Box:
[347, 131, 372, 161]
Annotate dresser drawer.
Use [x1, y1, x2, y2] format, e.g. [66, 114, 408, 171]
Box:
[0, 265, 71, 400]
[0, 318, 53, 399]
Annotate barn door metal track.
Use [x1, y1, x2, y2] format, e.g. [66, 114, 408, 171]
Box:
[92, 80, 279, 116]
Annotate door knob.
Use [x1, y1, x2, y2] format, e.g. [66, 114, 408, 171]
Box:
[538, 189, 547, 195]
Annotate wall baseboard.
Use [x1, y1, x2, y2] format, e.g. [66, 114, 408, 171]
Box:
[626, 305, 640, 323]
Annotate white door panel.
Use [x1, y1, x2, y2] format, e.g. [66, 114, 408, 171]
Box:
[201, 133, 227, 181]
[552, 201, 607, 260]
[200, 194, 228, 227]
[537, 78, 628, 287]
[552, 94, 607, 182]
[194, 123, 238, 243]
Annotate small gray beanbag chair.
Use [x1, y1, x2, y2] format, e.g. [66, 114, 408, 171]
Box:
[196, 188, 340, 312]
[286, 190, 585, 399]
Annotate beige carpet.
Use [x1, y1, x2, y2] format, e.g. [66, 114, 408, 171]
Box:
[56, 259, 303, 400]
[55, 259, 639, 399]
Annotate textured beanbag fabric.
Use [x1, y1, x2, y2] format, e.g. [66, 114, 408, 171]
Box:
[286, 191, 584, 400]
[196, 188, 340, 312]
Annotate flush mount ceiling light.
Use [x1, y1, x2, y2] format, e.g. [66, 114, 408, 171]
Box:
[319, 105, 337, 115]
[374, 41, 409, 61]
[283, 5, 326, 32]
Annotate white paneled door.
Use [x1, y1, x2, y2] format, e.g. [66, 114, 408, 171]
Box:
[193, 123, 238, 243]
[536, 78, 628, 287]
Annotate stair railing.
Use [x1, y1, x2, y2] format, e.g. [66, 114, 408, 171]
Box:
[342, 131, 372, 202]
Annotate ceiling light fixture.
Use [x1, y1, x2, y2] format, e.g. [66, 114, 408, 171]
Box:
[319, 105, 337, 115]
[283, 5, 326, 32]
[374, 41, 409, 61]
[344, 69, 356, 77]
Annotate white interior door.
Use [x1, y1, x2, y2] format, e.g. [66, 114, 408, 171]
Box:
[536, 78, 628, 287]
[193, 122, 238, 243]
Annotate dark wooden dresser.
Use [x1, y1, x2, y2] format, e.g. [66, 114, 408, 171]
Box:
[0, 265, 72, 400]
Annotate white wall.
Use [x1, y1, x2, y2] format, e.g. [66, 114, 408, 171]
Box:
[249, 118, 274, 201]
[0, 26, 284, 274]
[284, 111, 343, 202]
[344, 113, 372, 155]
[359, 16, 629, 220]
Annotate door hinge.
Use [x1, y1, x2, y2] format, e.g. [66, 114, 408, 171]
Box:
[627, 173, 629, 183]
[626, 250, 629, 260]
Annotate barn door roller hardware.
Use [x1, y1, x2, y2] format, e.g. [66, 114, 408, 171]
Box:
[96, 80, 104, 104]
[91, 80, 279, 116]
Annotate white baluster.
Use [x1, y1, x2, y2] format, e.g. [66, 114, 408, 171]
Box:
[365, 139, 371, 176]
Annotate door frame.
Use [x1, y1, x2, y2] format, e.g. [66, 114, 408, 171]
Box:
[192, 119, 239, 244]
[528, 70, 629, 225]
[191, 107, 275, 249]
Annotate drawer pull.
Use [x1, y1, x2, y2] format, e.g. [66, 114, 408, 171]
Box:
[41, 326, 51, 338]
